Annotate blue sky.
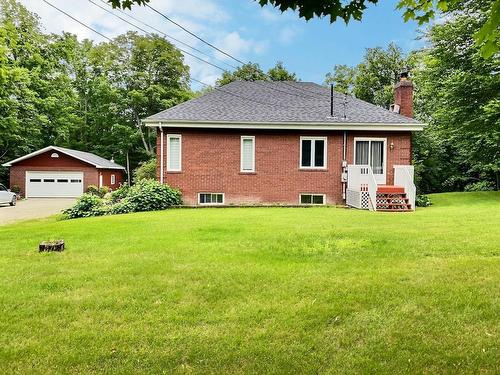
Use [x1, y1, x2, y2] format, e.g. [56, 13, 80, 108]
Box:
[21, 0, 423, 88]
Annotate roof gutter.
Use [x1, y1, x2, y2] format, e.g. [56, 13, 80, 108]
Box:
[143, 120, 424, 132]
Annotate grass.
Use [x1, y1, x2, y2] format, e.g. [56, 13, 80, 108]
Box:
[0, 191, 499, 374]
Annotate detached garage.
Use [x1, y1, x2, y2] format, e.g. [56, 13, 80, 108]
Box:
[2, 146, 125, 198]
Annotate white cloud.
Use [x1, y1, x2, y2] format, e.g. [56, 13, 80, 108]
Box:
[18, 0, 270, 87]
[278, 26, 299, 44]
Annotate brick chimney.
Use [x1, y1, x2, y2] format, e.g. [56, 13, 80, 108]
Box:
[393, 70, 413, 118]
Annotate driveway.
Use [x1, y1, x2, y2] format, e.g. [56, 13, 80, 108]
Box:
[0, 198, 76, 225]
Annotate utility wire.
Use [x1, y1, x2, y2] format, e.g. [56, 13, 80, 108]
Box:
[87, 0, 228, 72]
[42, 0, 112, 41]
[146, 4, 246, 65]
[96, 0, 237, 70]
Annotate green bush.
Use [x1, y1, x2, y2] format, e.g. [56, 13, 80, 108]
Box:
[416, 194, 432, 207]
[63, 194, 107, 219]
[10, 185, 21, 195]
[133, 159, 157, 181]
[126, 179, 182, 212]
[63, 180, 181, 219]
[110, 183, 131, 203]
[464, 181, 495, 192]
[86, 185, 109, 198]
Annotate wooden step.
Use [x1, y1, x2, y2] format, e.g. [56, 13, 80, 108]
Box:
[377, 185, 405, 194]
[377, 208, 412, 212]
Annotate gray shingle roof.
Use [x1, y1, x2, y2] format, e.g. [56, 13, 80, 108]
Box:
[2, 146, 125, 169]
[145, 81, 420, 124]
[54, 147, 125, 169]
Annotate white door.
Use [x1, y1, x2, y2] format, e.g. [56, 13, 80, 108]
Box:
[26, 171, 84, 198]
[354, 138, 387, 184]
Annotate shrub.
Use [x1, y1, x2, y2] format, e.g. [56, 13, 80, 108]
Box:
[86, 185, 109, 198]
[126, 179, 182, 212]
[110, 183, 131, 203]
[134, 159, 157, 181]
[10, 185, 21, 195]
[416, 194, 432, 207]
[109, 198, 135, 215]
[63, 194, 106, 219]
[464, 181, 495, 192]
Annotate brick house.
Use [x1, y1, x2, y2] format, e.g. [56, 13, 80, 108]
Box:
[144, 75, 423, 211]
[2, 146, 125, 198]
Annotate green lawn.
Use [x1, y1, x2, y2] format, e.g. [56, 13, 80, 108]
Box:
[0, 192, 499, 374]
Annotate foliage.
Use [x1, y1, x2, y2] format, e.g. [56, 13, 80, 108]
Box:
[0, 0, 192, 185]
[216, 61, 298, 86]
[62, 193, 106, 219]
[86, 185, 109, 198]
[10, 185, 20, 194]
[133, 158, 157, 181]
[415, 194, 432, 207]
[64, 180, 181, 219]
[413, 0, 500, 192]
[125, 179, 182, 212]
[1, 192, 499, 373]
[324, 43, 409, 109]
[464, 181, 496, 191]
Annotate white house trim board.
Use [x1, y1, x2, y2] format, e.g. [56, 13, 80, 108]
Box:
[299, 136, 327, 170]
[353, 137, 387, 185]
[143, 120, 424, 132]
[166, 134, 182, 172]
[240, 136, 255, 173]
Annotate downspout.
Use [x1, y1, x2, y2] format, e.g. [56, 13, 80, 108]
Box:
[159, 124, 164, 184]
[342, 130, 347, 200]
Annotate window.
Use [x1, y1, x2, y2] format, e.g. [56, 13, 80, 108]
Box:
[300, 194, 325, 205]
[57, 179, 68, 183]
[300, 137, 327, 169]
[29, 179, 41, 183]
[70, 179, 81, 183]
[354, 138, 386, 175]
[111, 174, 116, 184]
[0, 184, 6, 191]
[51, 152, 59, 158]
[167, 134, 181, 171]
[198, 193, 224, 205]
[43, 179, 55, 183]
[240, 136, 255, 172]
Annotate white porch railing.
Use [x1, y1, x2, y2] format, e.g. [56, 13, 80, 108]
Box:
[346, 165, 378, 211]
[394, 165, 416, 211]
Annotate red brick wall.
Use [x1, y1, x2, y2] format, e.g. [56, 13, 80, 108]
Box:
[156, 128, 412, 205]
[394, 80, 413, 118]
[98, 169, 125, 191]
[7, 150, 123, 196]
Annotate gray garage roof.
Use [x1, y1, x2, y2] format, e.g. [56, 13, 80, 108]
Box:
[2, 146, 125, 170]
[144, 81, 421, 125]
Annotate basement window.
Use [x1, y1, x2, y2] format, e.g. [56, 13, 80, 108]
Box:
[300, 194, 325, 205]
[199, 193, 224, 205]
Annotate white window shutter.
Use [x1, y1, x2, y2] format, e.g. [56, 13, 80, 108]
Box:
[241, 137, 255, 172]
[168, 135, 181, 171]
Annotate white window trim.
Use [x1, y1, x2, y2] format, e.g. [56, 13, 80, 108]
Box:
[167, 134, 182, 172]
[198, 192, 225, 205]
[240, 135, 255, 173]
[299, 136, 327, 169]
[353, 137, 387, 179]
[111, 174, 116, 185]
[299, 193, 326, 205]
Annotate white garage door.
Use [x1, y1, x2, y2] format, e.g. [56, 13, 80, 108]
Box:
[26, 171, 84, 198]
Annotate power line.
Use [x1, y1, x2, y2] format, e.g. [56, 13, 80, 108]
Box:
[145, 4, 246, 65]
[87, 0, 228, 72]
[42, 0, 112, 42]
[96, 0, 237, 70]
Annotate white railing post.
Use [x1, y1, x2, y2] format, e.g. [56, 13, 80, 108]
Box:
[394, 165, 416, 211]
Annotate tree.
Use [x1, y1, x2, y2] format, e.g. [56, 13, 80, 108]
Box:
[324, 43, 409, 109]
[107, 0, 500, 58]
[413, 0, 500, 191]
[216, 61, 297, 86]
